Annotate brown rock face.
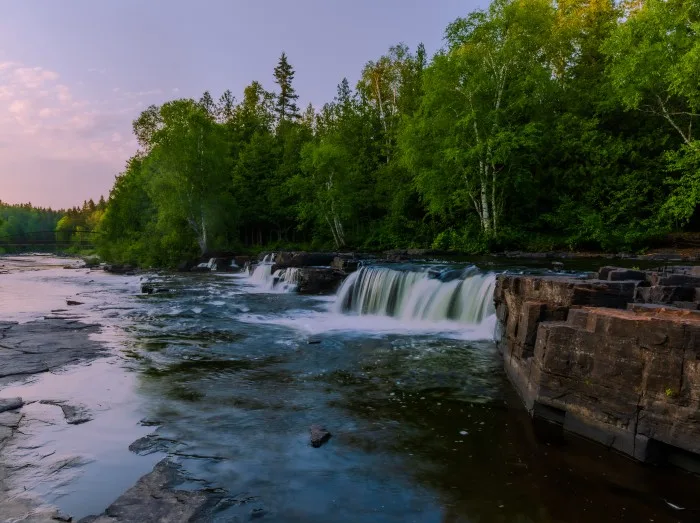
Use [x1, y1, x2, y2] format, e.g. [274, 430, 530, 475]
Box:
[296, 268, 345, 295]
[495, 273, 700, 468]
[494, 276, 636, 358]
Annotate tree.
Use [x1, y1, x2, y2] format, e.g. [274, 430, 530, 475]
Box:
[603, 0, 700, 226]
[140, 100, 230, 255]
[273, 52, 300, 123]
[403, 0, 554, 237]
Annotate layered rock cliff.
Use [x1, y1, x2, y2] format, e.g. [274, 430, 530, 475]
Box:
[495, 267, 700, 469]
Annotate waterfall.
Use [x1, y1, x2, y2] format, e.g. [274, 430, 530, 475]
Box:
[249, 254, 299, 291]
[271, 267, 300, 292]
[250, 254, 274, 284]
[335, 266, 496, 324]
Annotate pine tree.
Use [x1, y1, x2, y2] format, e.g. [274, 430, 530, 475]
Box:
[336, 77, 352, 105]
[199, 91, 216, 119]
[273, 52, 300, 123]
[217, 90, 235, 123]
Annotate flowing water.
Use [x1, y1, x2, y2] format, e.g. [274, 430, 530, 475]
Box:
[1, 255, 699, 522]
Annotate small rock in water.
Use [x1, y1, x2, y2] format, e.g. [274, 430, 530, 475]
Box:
[0, 397, 23, 413]
[310, 424, 332, 448]
[250, 507, 267, 519]
[66, 300, 83, 306]
[40, 400, 93, 425]
[52, 511, 73, 522]
[307, 338, 322, 345]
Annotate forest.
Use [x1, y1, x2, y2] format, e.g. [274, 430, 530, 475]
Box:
[0, 199, 105, 252]
[5, 0, 699, 266]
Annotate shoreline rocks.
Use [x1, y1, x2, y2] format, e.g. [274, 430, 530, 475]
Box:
[495, 268, 700, 470]
[79, 460, 223, 523]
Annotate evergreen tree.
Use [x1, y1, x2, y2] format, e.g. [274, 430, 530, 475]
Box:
[273, 52, 300, 123]
[199, 91, 216, 119]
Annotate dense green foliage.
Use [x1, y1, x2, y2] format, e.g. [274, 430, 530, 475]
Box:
[0, 199, 104, 252]
[95, 0, 699, 266]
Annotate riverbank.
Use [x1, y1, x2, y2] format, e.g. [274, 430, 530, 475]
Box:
[0, 256, 155, 522]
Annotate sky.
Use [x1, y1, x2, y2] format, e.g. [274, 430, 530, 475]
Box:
[0, 0, 482, 209]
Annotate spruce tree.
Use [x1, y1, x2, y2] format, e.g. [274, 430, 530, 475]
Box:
[273, 52, 300, 123]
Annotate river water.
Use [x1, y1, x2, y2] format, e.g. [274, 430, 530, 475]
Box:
[1, 255, 698, 522]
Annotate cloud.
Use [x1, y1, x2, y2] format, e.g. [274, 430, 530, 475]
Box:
[0, 59, 143, 207]
[11, 67, 59, 88]
[8, 100, 29, 114]
[123, 88, 163, 98]
[88, 67, 107, 74]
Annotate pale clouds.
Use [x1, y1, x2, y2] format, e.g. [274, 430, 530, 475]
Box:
[0, 60, 163, 208]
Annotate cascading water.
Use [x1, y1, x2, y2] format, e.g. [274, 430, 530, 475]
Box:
[250, 254, 274, 284]
[271, 267, 300, 292]
[335, 266, 496, 324]
[249, 254, 300, 291]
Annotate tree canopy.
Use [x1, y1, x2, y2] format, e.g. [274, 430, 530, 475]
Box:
[90, 0, 699, 266]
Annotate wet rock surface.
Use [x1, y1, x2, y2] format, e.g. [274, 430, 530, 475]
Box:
[0, 319, 104, 385]
[296, 267, 345, 294]
[78, 460, 223, 523]
[309, 424, 332, 447]
[0, 397, 23, 413]
[39, 401, 93, 425]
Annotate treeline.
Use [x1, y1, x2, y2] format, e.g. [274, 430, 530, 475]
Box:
[0, 199, 105, 251]
[97, 0, 699, 266]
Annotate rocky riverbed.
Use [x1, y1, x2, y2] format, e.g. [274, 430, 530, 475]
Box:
[1, 254, 700, 523]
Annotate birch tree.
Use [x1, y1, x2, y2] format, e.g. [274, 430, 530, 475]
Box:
[403, 0, 553, 237]
[136, 100, 229, 255]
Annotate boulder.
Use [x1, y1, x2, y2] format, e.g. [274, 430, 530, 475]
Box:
[296, 268, 345, 295]
[310, 425, 332, 447]
[331, 255, 360, 274]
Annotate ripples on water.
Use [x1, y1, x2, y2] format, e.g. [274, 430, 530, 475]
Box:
[2, 256, 699, 522]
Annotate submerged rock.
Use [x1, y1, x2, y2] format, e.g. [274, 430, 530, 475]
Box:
[141, 283, 169, 295]
[310, 424, 332, 448]
[79, 460, 221, 522]
[40, 400, 93, 425]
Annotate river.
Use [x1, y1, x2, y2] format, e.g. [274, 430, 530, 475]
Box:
[0, 255, 698, 522]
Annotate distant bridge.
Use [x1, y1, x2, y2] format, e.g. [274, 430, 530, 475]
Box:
[0, 230, 100, 248]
